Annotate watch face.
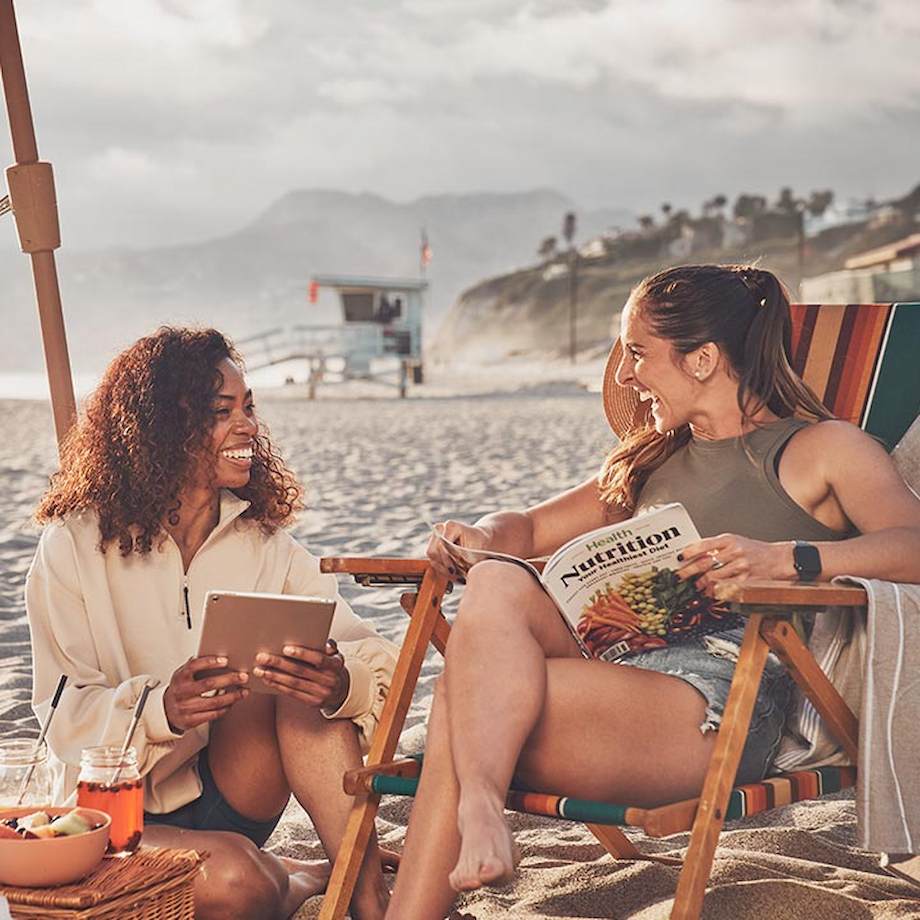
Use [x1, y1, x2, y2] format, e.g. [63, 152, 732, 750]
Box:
[794, 542, 821, 579]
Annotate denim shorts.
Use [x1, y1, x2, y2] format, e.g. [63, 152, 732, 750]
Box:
[144, 747, 284, 847]
[602, 625, 793, 785]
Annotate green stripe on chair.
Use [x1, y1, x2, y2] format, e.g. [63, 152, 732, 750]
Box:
[368, 764, 857, 828]
[372, 775, 420, 796]
[863, 303, 920, 449]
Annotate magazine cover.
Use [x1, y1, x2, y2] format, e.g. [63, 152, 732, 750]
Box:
[432, 503, 742, 662]
[541, 503, 741, 660]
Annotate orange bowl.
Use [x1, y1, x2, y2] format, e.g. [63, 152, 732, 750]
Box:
[0, 806, 111, 887]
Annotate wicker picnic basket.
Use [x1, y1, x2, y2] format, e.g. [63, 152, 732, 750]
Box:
[0, 847, 204, 919]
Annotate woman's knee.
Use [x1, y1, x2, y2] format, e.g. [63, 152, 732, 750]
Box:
[459, 561, 542, 620]
[197, 836, 284, 920]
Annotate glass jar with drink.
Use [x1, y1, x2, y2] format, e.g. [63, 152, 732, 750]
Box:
[0, 739, 51, 809]
[76, 746, 143, 855]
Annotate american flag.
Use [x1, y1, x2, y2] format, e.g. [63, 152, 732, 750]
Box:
[420, 229, 432, 266]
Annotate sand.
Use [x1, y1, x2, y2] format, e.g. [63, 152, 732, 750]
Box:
[2, 389, 919, 919]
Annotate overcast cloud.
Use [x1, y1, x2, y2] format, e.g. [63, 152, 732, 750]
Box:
[9, 0, 920, 249]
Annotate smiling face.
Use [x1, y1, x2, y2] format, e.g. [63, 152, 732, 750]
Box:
[615, 298, 701, 434]
[205, 358, 258, 490]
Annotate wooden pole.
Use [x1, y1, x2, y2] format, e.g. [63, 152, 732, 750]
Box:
[0, 0, 76, 451]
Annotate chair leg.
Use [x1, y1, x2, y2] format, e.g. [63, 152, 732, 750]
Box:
[589, 823, 684, 866]
[319, 568, 450, 920]
[589, 822, 644, 859]
[319, 792, 384, 920]
[670, 614, 769, 920]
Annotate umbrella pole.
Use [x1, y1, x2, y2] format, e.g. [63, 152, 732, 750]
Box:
[0, 0, 76, 451]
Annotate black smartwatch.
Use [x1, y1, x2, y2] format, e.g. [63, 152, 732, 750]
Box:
[793, 541, 822, 582]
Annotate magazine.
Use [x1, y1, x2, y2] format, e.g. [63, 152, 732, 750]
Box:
[432, 502, 742, 661]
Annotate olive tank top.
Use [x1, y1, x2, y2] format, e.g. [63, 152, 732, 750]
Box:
[636, 418, 854, 543]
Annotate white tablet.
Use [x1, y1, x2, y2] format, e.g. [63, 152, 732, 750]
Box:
[196, 590, 336, 694]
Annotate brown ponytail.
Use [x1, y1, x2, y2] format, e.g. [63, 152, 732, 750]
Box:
[598, 264, 833, 512]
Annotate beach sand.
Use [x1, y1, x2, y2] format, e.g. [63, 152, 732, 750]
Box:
[3, 391, 919, 918]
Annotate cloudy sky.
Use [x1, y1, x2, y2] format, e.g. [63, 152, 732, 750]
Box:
[9, 0, 920, 250]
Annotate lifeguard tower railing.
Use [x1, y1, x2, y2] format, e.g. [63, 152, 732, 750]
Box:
[236, 275, 428, 398]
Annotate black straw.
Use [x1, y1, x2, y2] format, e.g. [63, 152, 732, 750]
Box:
[16, 674, 67, 805]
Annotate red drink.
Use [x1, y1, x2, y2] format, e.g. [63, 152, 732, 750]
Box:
[77, 746, 143, 855]
[77, 777, 143, 854]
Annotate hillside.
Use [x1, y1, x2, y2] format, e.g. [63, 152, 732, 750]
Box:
[1, 188, 631, 374]
[432, 187, 920, 364]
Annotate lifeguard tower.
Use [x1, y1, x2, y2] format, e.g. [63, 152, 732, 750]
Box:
[236, 274, 427, 398]
[307, 274, 426, 397]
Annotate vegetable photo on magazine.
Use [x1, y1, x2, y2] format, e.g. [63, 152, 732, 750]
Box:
[431, 502, 742, 661]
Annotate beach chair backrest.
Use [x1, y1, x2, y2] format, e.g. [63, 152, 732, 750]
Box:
[789, 302, 920, 449]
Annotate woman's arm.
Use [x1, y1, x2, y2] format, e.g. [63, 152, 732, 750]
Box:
[790, 422, 920, 582]
[26, 525, 184, 779]
[473, 476, 628, 559]
[682, 422, 920, 587]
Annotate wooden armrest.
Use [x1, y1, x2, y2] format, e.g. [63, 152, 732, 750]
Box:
[321, 557, 429, 575]
[320, 557, 431, 585]
[713, 580, 868, 608]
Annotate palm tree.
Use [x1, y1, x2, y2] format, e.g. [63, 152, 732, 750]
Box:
[538, 236, 558, 261]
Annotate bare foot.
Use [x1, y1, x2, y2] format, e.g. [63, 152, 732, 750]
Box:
[277, 855, 332, 909]
[449, 787, 519, 891]
[380, 847, 401, 873]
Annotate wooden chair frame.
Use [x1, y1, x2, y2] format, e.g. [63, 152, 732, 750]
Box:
[317, 559, 864, 920]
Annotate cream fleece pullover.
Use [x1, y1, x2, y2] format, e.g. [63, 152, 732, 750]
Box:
[25, 491, 398, 814]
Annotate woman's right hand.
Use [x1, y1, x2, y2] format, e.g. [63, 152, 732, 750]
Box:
[163, 656, 250, 733]
[426, 520, 492, 580]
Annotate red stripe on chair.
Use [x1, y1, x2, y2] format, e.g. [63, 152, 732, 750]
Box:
[832, 305, 873, 421]
[507, 791, 562, 818]
[792, 770, 820, 799]
[740, 782, 768, 815]
[823, 304, 861, 412]
[855, 305, 894, 429]
[835, 305, 891, 425]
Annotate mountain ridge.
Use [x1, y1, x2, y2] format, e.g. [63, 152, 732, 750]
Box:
[2, 187, 632, 374]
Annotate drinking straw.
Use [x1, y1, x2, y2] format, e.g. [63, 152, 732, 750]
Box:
[109, 680, 159, 787]
[15, 673, 67, 805]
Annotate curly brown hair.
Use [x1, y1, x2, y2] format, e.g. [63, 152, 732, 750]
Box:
[36, 327, 303, 555]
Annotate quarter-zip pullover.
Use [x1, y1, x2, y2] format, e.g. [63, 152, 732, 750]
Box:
[26, 491, 398, 813]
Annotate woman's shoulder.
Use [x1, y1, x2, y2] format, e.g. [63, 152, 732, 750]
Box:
[37, 509, 100, 551]
[783, 419, 892, 476]
[787, 418, 882, 452]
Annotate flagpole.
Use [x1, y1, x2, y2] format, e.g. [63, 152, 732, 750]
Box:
[0, 0, 76, 452]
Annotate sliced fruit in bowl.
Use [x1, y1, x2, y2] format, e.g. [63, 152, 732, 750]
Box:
[0, 806, 111, 886]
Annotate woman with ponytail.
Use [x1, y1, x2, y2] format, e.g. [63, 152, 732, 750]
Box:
[383, 264, 920, 919]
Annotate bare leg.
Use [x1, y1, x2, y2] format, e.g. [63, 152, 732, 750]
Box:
[276, 697, 389, 920]
[444, 562, 582, 892]
[208, 692, 383, 917]
[397, 561, 720, 912]
[143, 824, 328, 919]
[386, 678, 463, 918]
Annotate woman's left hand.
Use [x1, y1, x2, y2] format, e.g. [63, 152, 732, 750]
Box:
[676, 533, 794, 595]
[252, 639, 350, 711]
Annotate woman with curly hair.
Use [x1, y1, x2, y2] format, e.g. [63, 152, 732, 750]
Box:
[26, 327, 398, 920]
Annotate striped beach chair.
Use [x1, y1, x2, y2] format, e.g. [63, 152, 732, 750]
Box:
[318, 302, 920, 920]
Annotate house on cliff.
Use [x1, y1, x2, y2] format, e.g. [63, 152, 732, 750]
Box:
[801, 232, 920, 303]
